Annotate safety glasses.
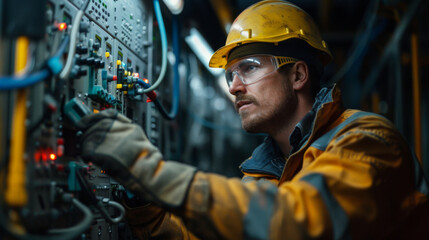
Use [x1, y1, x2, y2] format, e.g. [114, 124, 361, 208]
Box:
[225, 55, 298, 87]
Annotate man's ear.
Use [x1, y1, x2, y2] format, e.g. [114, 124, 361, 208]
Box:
[292, 61, 309, 91]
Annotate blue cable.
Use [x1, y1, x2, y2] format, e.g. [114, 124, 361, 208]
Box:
[0, 36, 69, 91]
[171, 15, 180, 118]
[53, 35, 70, 59]
[0, 70, 50, 90]
[137, 13, 181, 120]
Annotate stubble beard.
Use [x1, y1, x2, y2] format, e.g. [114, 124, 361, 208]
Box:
[240, 85, 296, 134]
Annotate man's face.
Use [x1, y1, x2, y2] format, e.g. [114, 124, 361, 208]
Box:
[228, 62, 297, 134]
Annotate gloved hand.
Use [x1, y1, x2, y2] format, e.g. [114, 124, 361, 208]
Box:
[78, 109, 196, 208]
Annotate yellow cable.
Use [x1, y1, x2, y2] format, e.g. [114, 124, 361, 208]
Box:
[14, 37, 29, 75]
[5, 37, 29, 207]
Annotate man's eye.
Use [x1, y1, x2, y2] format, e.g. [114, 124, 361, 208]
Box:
[242, 64, 259, 73]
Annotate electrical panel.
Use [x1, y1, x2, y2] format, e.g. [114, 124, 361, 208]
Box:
[0, 0, 166, 239]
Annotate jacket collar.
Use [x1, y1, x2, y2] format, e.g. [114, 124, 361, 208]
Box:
[240, 84, 341, 178]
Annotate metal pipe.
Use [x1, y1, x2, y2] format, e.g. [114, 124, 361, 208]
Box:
[361, 0, 422, 98]
[411, 32, 422, 163]
[393, 44, 403, 134]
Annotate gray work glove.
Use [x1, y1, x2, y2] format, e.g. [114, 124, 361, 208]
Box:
[78, 109, 196, 208]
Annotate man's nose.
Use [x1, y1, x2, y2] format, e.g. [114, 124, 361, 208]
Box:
[228, 74, 246, 95]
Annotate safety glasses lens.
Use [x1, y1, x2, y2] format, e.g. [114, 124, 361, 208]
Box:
[225, 55, 276, 87]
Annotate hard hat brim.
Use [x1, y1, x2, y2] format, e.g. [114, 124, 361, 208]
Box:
[209, 37, 332, 69]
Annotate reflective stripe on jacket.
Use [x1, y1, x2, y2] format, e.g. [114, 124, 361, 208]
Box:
[126, 85, 429, 239]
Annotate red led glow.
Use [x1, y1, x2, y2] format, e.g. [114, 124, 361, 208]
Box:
[34, 151, 41, 163]
[143, 78, 149, 84]
[57, 145, 64, 157]
[133, 73, 140, 78]
[57, 138, 64, 145]
[58, 23, 67, 31]
[41, 152, 48, 162]
[49, 153, 57, 161]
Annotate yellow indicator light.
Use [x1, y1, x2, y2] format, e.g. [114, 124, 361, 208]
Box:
[116, 60, 121, 66]
[123, 91, 128, 94]
[93, 109, 99, 113]
[105, 52, 110, 58]
[116, 84, 122, 89]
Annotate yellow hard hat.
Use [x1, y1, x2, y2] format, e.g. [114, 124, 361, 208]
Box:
[209, 0, 332, 69]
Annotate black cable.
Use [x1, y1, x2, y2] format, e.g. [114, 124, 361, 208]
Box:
[153, 99, 175, 120]
[26, 34, 71, 134]
[83, 0, 91, 11]
[75, 167, 98, 203]
[75, 166, 125, 223]
[0, 194, 92, 240]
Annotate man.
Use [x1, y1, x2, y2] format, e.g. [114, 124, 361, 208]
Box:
[79, 1, 429, 239]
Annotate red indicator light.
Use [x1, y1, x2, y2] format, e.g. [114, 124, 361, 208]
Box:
[143, 78, 149, 84]
[58, 23, 67, 31]
[57, 138, 64, 145]
[57, 145, 64, 157]
[34, 151, 41, 163]
[133, 73, 139, 78]
[41, 152, 48, 162]
[49, 153, 57, 161]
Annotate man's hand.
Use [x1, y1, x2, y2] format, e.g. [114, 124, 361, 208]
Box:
[78, 109, 196, 208]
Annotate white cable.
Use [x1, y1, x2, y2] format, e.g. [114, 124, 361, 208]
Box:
[59, 10, 84, 79]
[48, 198, 93, 235]
[107, 200, 126, 223]
[18, 42, 36, 76]
[143, 0, 168, 92]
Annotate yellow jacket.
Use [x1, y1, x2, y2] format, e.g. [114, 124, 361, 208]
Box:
[125, 85, 429, 239]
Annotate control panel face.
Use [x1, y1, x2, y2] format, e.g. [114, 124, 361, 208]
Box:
[0, 0, 160, 239]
